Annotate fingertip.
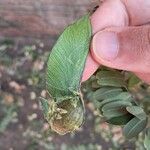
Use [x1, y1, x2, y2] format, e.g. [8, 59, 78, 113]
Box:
[91, 0, 129, 34]
[81, 53, 99, 82]
[135, 72, 150, 84]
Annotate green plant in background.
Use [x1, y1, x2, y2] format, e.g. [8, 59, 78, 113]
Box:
[87, 69, 148, 139]
[40, 14, 150, 149]
[144, 129, 150, 150]
[0, 105, 16, 133]
[0, 39, 14, 66]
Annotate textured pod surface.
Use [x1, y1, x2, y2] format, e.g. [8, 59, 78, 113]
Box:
[41, 14, 92, 134]
[50, 98, 84, 135]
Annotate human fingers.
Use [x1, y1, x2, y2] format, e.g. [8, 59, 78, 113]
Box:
[82, 0, 150, 82]
[91, 25, 150, 82]
[82, 0, 128, 81]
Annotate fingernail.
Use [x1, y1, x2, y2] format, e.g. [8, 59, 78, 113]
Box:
[93, 31, 119, 61]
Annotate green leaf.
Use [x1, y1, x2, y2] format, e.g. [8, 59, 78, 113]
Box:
[0, 105, 16, 133]
[103, 107, 128, 119]
[106, 114, 133, 125]
[144, 129, 150, 150]
[123, 117, 148, 139]
[101, 101, 132, 112]
[100, 92, 133, 107]
[126, 106, 147, 120]
[96, 71, 126, 87]
[99, 92, 133, 107]
[46, 14, 92, 99]
[97, 78, 126, 88]
[93, 87, 122, 102]
[96, 70, 124, 79]
[106, 92, 133, 101]
[128, 74, 141, 88]
[39, 97, 49, 118]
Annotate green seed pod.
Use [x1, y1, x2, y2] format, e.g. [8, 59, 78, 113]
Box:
[41, 96, 84, 135]
[40, 14, 92, 135]
[50, 98, 84, 135]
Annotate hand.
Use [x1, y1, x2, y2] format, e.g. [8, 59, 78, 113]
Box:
[82, 0, 150, 84]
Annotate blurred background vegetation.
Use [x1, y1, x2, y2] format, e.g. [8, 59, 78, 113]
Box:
[0, 0, 150, 150]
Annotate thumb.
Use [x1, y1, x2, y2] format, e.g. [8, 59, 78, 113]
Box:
[91, 25, 150, 73]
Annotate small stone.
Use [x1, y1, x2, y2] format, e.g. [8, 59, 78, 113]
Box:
[41, 90, 46, 97]
[3, 93, 14, 105]
[30, 92, 36, 100]
[27, 113, 37, 121]
[32, 103, 38, 109]
[9, 81, 25, 93]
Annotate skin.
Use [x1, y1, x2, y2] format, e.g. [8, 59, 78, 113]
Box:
[82, 0, 150, 84]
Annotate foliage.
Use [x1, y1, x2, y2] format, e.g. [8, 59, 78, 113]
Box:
[0, 105, 16, 133]
[144, 129, 150, 150]
[42, 14, 92, 135]
[83, 68, 150, 149]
